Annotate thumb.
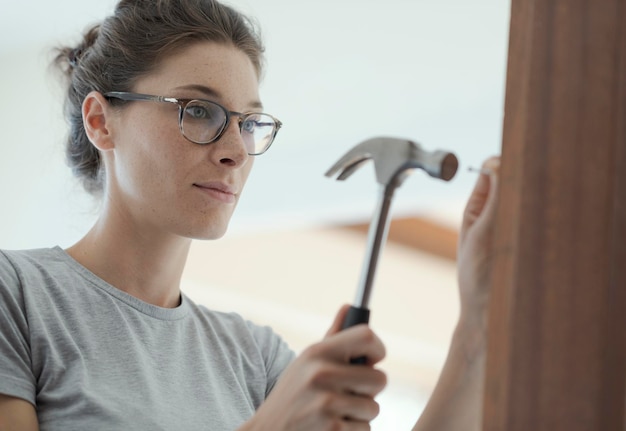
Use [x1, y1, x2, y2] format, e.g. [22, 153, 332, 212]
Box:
[324, 304, 351, 338]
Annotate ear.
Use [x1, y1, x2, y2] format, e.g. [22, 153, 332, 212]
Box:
[82, 91, 116, 151]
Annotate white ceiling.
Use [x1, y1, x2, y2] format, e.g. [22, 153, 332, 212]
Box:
[0, 0, 510, 248]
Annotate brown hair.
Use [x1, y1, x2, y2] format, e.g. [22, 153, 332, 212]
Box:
[53, 0, 265, 195]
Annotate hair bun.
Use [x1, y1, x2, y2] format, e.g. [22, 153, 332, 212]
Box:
[68, 48, 83, 68]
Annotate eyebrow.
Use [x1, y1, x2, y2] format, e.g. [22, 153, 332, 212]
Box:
[173, 84, 264, 111]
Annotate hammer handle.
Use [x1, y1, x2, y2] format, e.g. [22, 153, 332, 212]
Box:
[354, 185, 395, 308]
[341, 305, 370, 364]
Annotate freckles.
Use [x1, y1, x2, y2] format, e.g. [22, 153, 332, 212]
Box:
[146, 136, 189, 184]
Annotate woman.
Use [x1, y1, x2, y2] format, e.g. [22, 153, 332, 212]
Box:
[0, 0, 500, 429]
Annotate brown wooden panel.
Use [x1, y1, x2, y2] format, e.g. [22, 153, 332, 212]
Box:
[483, 0, 626, 430]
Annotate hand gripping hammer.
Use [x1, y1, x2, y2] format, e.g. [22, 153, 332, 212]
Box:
[325, 137, 458, 361]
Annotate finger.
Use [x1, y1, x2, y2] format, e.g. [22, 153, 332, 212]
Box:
[327, 418, 372, 431]
[331, 325, 385, 365]
[461, 156, 500, 239]
[310, 362, 388, 397]
[314, 325, 386, 365]
[318, 392, 381, 423]
[325, 304, 352, 338]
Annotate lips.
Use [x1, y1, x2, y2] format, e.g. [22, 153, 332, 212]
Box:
[193, 181, 237, 204]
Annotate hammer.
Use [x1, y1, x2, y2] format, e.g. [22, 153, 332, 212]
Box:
[325, 137, 458, 361]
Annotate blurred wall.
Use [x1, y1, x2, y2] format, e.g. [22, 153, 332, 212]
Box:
[0, 0, 509, 249]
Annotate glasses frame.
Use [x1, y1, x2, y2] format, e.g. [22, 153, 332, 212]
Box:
[103, 91, 282, 155]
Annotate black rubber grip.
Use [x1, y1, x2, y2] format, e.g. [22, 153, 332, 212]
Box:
[341, 306, 370, 329]
[341, 306, 370, 364]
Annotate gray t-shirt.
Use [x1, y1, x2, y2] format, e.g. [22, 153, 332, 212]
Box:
[0, 247, 295, 430]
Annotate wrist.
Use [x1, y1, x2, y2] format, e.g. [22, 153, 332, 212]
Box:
[453, 311, 488, 367]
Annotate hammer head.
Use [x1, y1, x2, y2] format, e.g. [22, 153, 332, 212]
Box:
[325, 137, 458, 186]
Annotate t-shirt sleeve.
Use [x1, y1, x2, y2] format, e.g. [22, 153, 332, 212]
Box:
[245, 320, 295, 398]
[0, 251, 36, 404]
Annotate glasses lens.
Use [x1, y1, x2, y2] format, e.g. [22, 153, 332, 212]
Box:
[241, 114, 278, 155]
[180, 100, 227, 144]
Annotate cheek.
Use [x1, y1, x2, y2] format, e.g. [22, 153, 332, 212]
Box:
[116, 126, 188, 194]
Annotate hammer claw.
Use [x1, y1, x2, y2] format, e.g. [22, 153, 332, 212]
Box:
[325, 153, 373, 181]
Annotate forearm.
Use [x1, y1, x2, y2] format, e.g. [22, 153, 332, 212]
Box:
[412, 156, 498, 431]
[412, 316, 486, 431]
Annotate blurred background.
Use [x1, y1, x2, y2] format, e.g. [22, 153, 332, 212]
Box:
[0, 0, 509, 427]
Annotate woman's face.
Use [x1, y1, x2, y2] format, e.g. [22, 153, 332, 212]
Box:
[104, 42, 261, 240]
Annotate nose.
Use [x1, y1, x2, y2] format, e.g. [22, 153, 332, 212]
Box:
[209, 119, 250, 167]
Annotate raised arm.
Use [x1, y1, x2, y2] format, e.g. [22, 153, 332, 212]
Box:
[412, 156, 500, 431]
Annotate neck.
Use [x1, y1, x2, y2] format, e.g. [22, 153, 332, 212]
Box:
[67, 213, 192, 309]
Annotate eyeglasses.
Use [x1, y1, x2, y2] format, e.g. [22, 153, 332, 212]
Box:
[104, 91, 282, 155]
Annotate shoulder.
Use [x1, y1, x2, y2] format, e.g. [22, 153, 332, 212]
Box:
[0, 249, 64, 405]
[0, 248, 52, 289]
[0, 247, 67, 275]
[0, 247, 96, 318]
[0, 247, 73, 315]
[0, 247, 71, 293]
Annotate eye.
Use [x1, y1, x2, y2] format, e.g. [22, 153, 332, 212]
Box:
[241, 118, 257, 134]
[185, 105, 210, 120]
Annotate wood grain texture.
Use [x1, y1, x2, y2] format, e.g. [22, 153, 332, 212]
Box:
[483, 0, 626, 430]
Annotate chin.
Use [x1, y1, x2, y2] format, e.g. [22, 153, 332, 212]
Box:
[195, 231, 227, 241]
[188, 223, 229, 241]
[177, 211, 234, 240]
